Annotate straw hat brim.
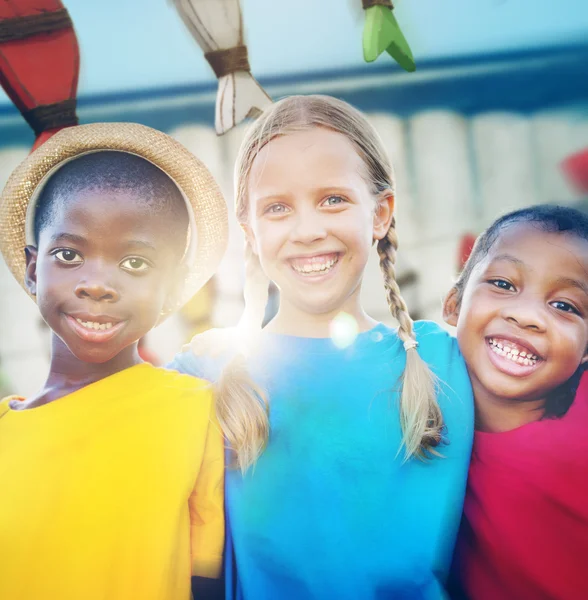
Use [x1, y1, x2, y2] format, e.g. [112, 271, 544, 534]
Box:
[0, 122, 228, 310]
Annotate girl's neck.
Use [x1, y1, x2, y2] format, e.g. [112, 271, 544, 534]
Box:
[265, 301, 378, 338]
[474, 388, 546, 433]
[28, 334, 142, 408]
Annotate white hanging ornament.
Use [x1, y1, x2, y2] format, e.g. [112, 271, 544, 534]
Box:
[171, 0, 272, 135]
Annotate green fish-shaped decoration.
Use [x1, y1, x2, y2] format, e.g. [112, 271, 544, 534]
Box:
[362, 0, 416, 72]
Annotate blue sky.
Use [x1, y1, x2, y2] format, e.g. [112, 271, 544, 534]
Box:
[1, 0, 587, 104]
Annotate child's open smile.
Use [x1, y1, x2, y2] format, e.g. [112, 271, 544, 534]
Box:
[445, 222, 588, 414]
[26, 189, 186, 368]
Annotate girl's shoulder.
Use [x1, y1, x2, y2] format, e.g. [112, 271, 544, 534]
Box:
[413, 320, 460, 357]
[167, 349, 230, 384]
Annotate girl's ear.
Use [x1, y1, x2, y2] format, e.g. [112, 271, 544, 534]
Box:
[373, 191, 395, 241]
[240, 222, 259, 256]
[581, 347, 588, 365]
[443, 287, 460, 327]
[24, 245, 38, 296]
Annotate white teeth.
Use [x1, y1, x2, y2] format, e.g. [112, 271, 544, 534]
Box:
[293, 257, 338, 275]
[75, 318, 114, 331]
[488, 338, 539, 366]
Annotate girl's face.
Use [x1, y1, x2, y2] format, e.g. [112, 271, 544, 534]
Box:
[244, 127, 393, 323]
[444, 223, 588, 407]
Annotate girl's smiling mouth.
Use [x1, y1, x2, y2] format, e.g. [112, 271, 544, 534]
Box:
[485, 336, 544, 376]
[289, 252, 340, 277]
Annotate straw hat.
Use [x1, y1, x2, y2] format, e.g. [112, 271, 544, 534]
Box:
[0, 122, 229, 309]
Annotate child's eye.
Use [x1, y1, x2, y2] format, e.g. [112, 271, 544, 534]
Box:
[550, 300, 581, 315]
[265, 203, 289, 215]
[488, 279, 515, 291]
[120, 257, 150, 272]
[322, 195, 346, 207]
[53, 249, 82, 264]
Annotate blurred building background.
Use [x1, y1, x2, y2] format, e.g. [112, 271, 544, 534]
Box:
[1, 0, 587, 396]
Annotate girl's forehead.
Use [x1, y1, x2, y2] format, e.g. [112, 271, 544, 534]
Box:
[484, 222, 588, 274]
[248, 129, 367, 194]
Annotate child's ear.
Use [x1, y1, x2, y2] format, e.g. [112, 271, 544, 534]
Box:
[240, 222, 259, 255]
[373, 191, 395, 240]
[443, 287, 460, 327]
[24, 245, 38, 296]
[581, 347, 588, 366]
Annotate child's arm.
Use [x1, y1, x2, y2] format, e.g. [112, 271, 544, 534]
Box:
[191, 573, 224, 600]
[189, 403, 225, 596]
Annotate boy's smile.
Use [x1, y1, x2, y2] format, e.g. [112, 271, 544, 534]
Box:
[445, 223, 588, 411]
[26, 190, 186, 367]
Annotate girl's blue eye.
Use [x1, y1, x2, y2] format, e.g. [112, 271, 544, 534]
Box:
[323, 195, 345, 206]
[551, 300, 580, 315]
[488, 279, 514, 291]
[54, 249, 82, 264]
[121, 257, 149, 272]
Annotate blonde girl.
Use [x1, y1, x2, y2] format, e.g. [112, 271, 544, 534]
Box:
[171, 95, 474, 600]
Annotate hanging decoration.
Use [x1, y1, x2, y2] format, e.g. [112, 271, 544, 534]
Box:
[0, 1, 80, 151]
[562, 149, 588, 195]
[361, 0, 415, 72]
[171, 0, 272, 135]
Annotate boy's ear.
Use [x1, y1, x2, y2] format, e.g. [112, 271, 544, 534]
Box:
[581, 347, 588, 365]
[443, 287, 460, 327]
[373, 191, 395, 241]
[240, 222, 259, 255]
[24, 245, 38, 296]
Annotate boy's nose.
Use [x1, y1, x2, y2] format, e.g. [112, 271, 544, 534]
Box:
[74, 279, 120, 302]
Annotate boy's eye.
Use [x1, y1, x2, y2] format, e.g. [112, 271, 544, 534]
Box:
[120, 257, 150, 272]
[53, 249, 82, 264]
[322, 195, 346, 207]
[488, 279, 514, 291]
[551, 300, 580, 315]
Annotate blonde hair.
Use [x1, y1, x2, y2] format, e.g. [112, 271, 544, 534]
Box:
[217, 95, 444, 471]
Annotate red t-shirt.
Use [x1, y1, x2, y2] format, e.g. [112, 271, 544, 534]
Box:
[458, 374, 588, 599]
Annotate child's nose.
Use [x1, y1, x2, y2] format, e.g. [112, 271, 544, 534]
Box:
[290, 211, 328, 245]
[74, 279, 120, 303]
[502, 299, 547, 332]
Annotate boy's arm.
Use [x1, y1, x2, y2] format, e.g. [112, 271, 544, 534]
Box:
[189, 401, 225, 591]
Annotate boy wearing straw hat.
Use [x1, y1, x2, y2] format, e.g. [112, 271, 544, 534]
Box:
[0, 123, 228, 600]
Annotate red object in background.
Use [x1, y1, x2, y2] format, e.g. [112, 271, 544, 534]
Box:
[561, 148, 588, 194]
[458, 233, 477, 271]
[457, 373, 588, 599]
[0, 1, 80, 151]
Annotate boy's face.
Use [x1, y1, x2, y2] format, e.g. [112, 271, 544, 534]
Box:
[25, 189, 186, 364]
[444, 223, 588, 407]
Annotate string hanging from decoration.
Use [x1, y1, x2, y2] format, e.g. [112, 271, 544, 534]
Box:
[171, 0, 272, 136]
[0, 0, 80, 151]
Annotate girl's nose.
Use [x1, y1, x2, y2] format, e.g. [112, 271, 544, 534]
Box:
[502, 298, 547, 332]
[289, 210, 328, 245]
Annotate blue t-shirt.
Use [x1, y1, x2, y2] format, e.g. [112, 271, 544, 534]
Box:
[170, 321, 473, 600]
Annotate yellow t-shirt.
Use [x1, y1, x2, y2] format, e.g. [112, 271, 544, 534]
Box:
[0, 363, 224, 600]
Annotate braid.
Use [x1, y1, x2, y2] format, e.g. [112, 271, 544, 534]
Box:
[215, 241, 270, 473]
[240, 243, 270, 333]
[377, 221, 445, 459]
[377, 218, 415, 345]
